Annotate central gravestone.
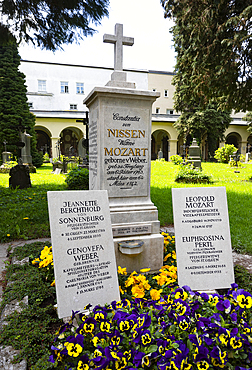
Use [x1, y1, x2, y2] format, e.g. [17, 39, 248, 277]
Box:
[84, 24, 163, 272]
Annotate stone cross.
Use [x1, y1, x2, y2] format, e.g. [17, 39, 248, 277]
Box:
[103, 23, 134, 72]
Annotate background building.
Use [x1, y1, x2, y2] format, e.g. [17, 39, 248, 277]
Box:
[19, 60, 250, 160]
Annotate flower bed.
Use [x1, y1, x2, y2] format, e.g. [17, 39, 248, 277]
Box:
[43, 233, 252, 370]
[49, 285, 252, 370]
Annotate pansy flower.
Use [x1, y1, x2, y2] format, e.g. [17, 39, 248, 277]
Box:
[94, 310, 107, 322]
[230, 336, 243, 350]
[77, 354, 90, 370]
[177, 316, 190, 331]
[137, 313, 151, 328]
[82, 317, 97, 334]
[64, 335, 84, 357]
[100, 321, 111, 333]
[109, 330, 122, 346]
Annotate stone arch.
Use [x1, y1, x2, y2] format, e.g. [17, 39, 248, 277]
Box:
[225, 132, 242, 151]
[151, 129, 170, 161]
[35, 127, 52, 157]
[59, 127, 84, 157]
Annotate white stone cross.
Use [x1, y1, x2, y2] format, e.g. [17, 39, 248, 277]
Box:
[103, 23, 134, 72]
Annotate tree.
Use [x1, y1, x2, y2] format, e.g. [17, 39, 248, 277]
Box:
[174, 102, 232, 158]
[0, 36, 42, 166]
[0, 0, 109, 50]
[243, 112, 252, 134]
[161, 0, 252, 112]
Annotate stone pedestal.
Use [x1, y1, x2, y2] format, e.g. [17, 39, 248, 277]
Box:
[84, 87, 163, 272]
[21, 132, 32, 165]
[188, 138, 201, 168]
[2, 152, 12, 163]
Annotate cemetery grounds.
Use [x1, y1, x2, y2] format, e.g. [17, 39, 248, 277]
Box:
[1, 161, 252, 369]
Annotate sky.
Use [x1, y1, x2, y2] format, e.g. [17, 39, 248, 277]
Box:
[18, 0, 176, 72]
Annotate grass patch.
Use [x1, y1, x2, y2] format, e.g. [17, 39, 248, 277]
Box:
[1, 161, 252, 253]
[0, 164, 67, 242]
[151, 161, 252, 254]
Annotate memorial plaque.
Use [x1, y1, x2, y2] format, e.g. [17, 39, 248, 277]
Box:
[103, 107, 149, 197]
[172, 187, 234, 291]
[112, 224, 152, 237]
[47, 190, 120, 318]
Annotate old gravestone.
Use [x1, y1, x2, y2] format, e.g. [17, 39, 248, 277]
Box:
[83, 24, 164, 273]
[172, 187, 234, 291]
[47, 190, 120, 319]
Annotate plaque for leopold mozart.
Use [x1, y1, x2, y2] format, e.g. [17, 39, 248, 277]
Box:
[172, 187, 234, 291]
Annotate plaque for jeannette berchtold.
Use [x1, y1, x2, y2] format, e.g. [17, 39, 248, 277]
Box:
[47, 190, 120, 318]
[172, 187, 234, 291]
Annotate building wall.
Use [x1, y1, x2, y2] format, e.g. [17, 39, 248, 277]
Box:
[20, 60, 149, 157]
[19, 60, 250, 160]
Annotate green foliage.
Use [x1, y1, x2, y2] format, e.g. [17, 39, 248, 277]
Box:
[1, 160, 18, 168]
[32, 150, 44, 168]
[170, 154, 183, 165]
[174, 102, 232, 157]
[0, 242, 62, 369]
[174, 164, 212, 184]
[214, 144, 237, 163]
[162, 0, 252, 112]
[65, 167, 89, 190]
[43, 152, 50, 162]
[243, 112, 252, 134]
[0, 40, 41, 165]
[234, 265, 252, 295]
[1, 0, 109, 50]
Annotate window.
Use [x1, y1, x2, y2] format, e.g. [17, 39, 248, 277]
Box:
[76, 82, 84, 94]
[166, 109, 174, 115]
[156, 108, 160, 114]
[28, 102, 33, 109]
[61, 82, 69, 93]
[38, 80, 46, 92]
[70, 104, 77, 110]
[164, 90, 169, 97]
[166, 109, 173, 114]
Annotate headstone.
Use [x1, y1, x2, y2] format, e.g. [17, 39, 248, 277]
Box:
[83, 24, 163, 273]
[172, 187, 234, 291]
[9, 165, 31, 189]
[21, 131, 32, 165]
[188, 138, 201, 168]
[47, 190, 120, 319]
[158, 148, 163, 159]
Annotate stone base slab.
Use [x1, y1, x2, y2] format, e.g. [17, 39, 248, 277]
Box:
[113, 234, 164, 273]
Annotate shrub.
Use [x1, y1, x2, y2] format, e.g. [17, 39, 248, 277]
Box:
[43, 152, 50, 163]
[214, 144, 237, 163]
[65, 167, 89, 190]
[170, 154, 183, 165]
[32, 150, 44, 168]
[175, 164, 212, 184]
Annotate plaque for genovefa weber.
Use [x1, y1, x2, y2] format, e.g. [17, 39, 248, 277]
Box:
[47, 190, 120, 318]
[172, 187, 234, 291]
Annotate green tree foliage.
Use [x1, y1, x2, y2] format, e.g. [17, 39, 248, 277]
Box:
[243, 112, 252, 134]
[174, 102, 232, 157]
[1, 0, 109, 51]
[0, 38, 40, 165]
[161, 0, 252, 112]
